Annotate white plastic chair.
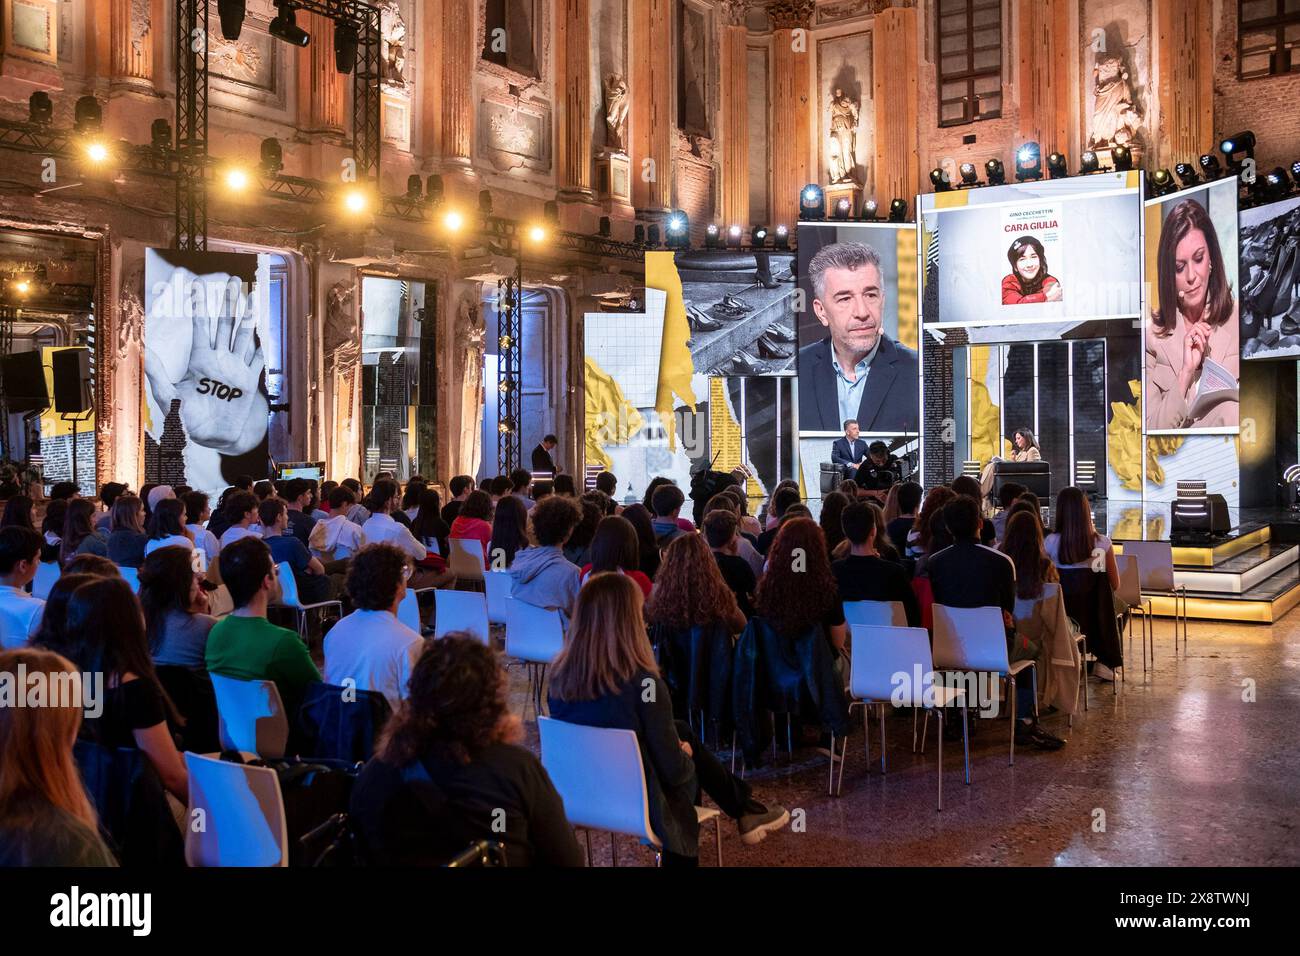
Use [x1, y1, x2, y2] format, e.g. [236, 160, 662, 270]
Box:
[538, 716, 722, 867]
[184, 752, 289, 867]
[449, 538, 486, 587]
[209, 673, 289, 759]
[1115, 553, 1150, 678]
[32, 561, 60, 600]
[842, 600, 907, 628]
[118, 565, 140, 594]
[484, 570, 513, 625]
[272, 561, 342, 639]
[505, 601, 566, 718]
[434, 589, 491, 644]
[842, 624, 969, 809]
[932, 603, 1036, 767]
[1122, 540, 1187, 653]
[397, 590, 422, 634]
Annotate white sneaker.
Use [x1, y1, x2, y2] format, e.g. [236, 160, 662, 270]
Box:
[1093, 662, 1115, 682]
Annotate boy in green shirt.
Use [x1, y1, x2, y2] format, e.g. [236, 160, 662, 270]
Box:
[206, 536, 321, 713]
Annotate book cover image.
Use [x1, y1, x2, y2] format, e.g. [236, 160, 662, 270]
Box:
[1000, 203, 1063, 306]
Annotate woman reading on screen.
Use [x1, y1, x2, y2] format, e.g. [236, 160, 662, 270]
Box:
[1145, 199, 1239, 430]
[980, 427, 1040, 498]
[1001, 236, 1063, 305]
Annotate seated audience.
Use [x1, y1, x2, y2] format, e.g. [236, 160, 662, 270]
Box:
[260, 498, 332, 602]
[550, 574, 787, 865]
[33, 574, 99, 652]
[648, 525, 748, 634]
[509, 468, 536, 512]
[362, 479, 441, 588]
[1, 495, 35, 532]
[928, 495, 1063, 750]
[146, 485, 176, 525]
[0, 527, 44, 649]
[700, 510, 757, 620]
[40, 499, 68, 563]
[650, 484, 689, 549]
[139, 547, 215, 671]
[94, 482, 128, 533]
[992, 481, 1027, 543]
[282, 478, 319, 545]
[563, 497, 603, 566]
[218, 491, 261, 550]
[342, 478, 371, 525]
[204, 537, 321, 715]
[324, 544, 425, 710]
[449, 490, 495, 568]
[58, 577, 190, 800]
[756, 487, 801, 554]
[144, 498, 195, 557]
[400, 479, 425, 523]
[553, 474, 577, 497]
[705, 494, 764, 578]
[819, 491, 851, 557]
[620, 503, 661, 581]
[488, 475, 512, 503]
[885, 481, 923, 555]
[62, 554, 120, 579]
[1045, 486, 1121, 681]
[352, 635, 582, 866]
[440, 475, 475, 526]
[488, 493, 528, 569]
[595, 471, 618, 498]
[182, 491, 221, 566]
[252, 480, 274, 502]
[0, 648, 117, 866]
[951, 474, 997, 544]
[832, 502, 920, 627]
[509, 496, 582, 621]
[310, 486, 367, 562]
[907, 486, 957, 559]
[755, 518, 848, 654]
[580, 515, 652, 598]
[62, 499, 106, 566]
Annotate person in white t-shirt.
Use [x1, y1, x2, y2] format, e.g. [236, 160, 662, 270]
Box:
[219, 491, 262, 550]
[361, 479, 443, 587]
[182, 490, 221, 565]
[324, 544, 425, 710]
[0, 526, 45, 649]
[144, 498, 196, 557]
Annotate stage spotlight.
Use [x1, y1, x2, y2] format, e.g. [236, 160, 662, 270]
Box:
[425, 174, 444, 206]
[1149, 168, 1176, 197]
[751, 225, 769, 247]
[1015, 142, 1042, 181]
[887, 198, 908, 223]
[28, 91, 52, 126]
[1220, 130, 1256, 163]
[84, 140, 110, 165]
[725, 224, 743, 249]
[406, 175, 422, 200]
[1047, 152, 1068, 179]
[634, 224, 645, 245]
[666, 211, 689, 249]
[1199, 153, 1223, 179]
[333, 21, 358, 74]
[598, 216, 611, 237]
[224, 167, 251, 192]
[342, 187, 369, 214]
[478, 190, 493, 215]
[1079, 150, 1099, 174]
[646, 224, 661, 247]
[528, 223, 548, 244]
[269, 2, 310, 46]
[1175, 162, 1201, 188]
[1263, 167, 1290, 200]
[13, 278, 31, 296]
[442, 209, 464, 233]
[832, 196, 852, 219]
[984, 158, 1005, 186]
[799, 183, 825, 220]
[260, 137, 283, 174]
[929, 168, 951, 192]
[958, 162, 979, 187]
[1112, 145, 1133, 170]
[150, 118, 172, 150]
[862, 199, 879, 220]
[1291, 161, 1300, 187]
[705, 224, 720, 249]
[217, 0, 247, 41]
[74, 95, 102, 133]
[773, 224, 790, 250]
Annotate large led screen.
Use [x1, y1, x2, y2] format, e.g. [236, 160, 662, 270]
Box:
[1240, 194, 1300, 361]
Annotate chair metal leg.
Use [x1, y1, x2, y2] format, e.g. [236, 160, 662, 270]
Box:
[827, 732, 837, 797]
[879, 703, 888, 774]
[610, 832, 618, 868]
[584, 829, 593, 868]
[1008, 674, 1017, 767]
[919, 710, 929, 754]
[936, 708, 944, 812]
[786, 713, 793, 760]
[715, 816, 724, 868]
[961, 704, 971, 785]
[912, 707, 918, 752]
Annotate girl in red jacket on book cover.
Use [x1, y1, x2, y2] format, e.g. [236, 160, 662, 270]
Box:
[1002, 235, 1062, 304]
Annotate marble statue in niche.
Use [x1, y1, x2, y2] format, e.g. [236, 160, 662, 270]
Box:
[677, 2, 709, 136]
[378, 0, 410, 89]
[827, 86, 860, 184]
[603, 73, 629, 152]
[1086, 31, 1143, 151]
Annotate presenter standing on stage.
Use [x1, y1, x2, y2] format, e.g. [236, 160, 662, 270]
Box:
[831, 420, 867, 479]
[531, 434, 561, 474]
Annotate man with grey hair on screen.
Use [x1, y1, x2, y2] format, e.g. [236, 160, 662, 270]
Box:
[798, 240, 919, 434]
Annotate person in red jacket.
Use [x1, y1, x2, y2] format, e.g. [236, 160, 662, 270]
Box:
[448, 490, 494, 568]
[1001, 235, 1062, 304]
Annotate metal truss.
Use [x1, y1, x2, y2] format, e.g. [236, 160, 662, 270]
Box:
[174, 0, 209, 250]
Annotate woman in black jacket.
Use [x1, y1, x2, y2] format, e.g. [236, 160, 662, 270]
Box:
[547, 573, 788, 866]
[351, 634, 583, 866]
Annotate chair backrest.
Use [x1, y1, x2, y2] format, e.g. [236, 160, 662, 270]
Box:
[118, 565, 140, 594]
[504, 600, 565, 664]
[843, 599, 907, 629]
[184, 752, 288, 867]
[295, 681, 392, 763]
[209, 673, 289, 759]
[931, 603, 1010, 674]
[1122, 540, 1175, 591]
[274, 562, 302, 608]
[1013, 581, 1062, 624]
[537, 716, 657, 845]
[397, 590, 423, 634]
[33, 561, 60, 600]
[449, 538, 485, 581]
[434, 589, 490, 644]
[484, 570, 513, 624]
[849, 624, 934, 705]
[1114, 553, 1142, 605]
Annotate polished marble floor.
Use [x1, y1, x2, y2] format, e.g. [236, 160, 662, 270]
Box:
[514, 614, 1300, 866]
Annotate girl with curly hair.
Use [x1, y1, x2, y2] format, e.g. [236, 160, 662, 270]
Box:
[644, 532, 745, 635]
[753, 517, 847, 651]
[351, 634, 583, 866]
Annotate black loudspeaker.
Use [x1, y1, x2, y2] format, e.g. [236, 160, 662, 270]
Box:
[0, 351, 50, 412]
[52, 348, 92, 414]
[1170, 493, 1232, 540]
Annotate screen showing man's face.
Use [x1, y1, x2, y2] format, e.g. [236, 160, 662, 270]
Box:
[845, 422, 859, 441]
[813, 262, 885, 361]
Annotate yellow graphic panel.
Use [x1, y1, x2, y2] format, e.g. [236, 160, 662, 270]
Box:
[645, 251, 699, 451]
[584, 356, 643, 469]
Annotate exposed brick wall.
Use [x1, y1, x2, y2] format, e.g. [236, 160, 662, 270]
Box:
[673, 145, 717, 243]
[1212, 3, 1300, 173]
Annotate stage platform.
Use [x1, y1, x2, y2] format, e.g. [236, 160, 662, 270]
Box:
[1110, 508, 1300, 624]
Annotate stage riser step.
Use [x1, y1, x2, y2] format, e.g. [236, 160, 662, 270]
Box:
[1174, 546, 1299, 595]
